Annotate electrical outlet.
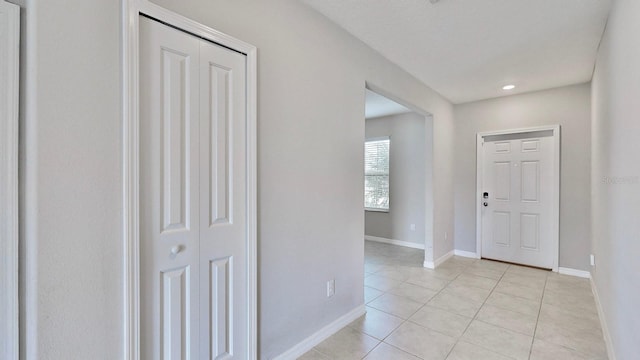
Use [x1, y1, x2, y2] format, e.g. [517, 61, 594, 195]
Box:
[326, 279, 335, 297]
[410, 224, 416, 231]
[590, 254, 596, 266]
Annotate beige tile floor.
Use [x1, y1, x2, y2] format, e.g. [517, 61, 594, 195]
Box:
[300, 241, 607, 360]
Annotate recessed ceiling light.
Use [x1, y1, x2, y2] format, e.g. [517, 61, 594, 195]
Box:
[502, 85, 516, 90]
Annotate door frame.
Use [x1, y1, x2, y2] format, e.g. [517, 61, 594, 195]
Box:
[364, 82, 436, 267]
[122, 1, 258, 359]
[475, 125, 560, 271]
[0, 2, 20, 359]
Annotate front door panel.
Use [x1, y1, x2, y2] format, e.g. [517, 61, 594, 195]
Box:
[481, 134, 555, 269]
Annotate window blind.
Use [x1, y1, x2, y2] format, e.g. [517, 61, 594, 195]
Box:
[364, 137, 390, 210]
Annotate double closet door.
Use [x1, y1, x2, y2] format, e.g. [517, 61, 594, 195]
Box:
[139, 16, 249, 359]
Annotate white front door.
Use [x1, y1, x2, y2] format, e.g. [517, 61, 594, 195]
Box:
[480, 131, 557, 269]
[139, 16, 249, 359]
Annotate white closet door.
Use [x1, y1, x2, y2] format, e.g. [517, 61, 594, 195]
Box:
[198, 33, 248, 359]
[140, 15, 249, 359]
[140, 16, 201, 360]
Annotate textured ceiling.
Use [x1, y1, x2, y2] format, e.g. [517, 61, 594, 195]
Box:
[301, 0, 612, 104]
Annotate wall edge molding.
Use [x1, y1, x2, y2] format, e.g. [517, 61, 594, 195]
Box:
[273, 304, 366, 360]
[590, 276, 616, 360]
[365, 235, 425, 250]
[558, 267, 591, 279]
[424, 249, 454, 269]
[453, 250, 478, 259]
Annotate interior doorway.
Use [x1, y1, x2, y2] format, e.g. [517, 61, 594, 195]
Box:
[362, 86, 435, 303]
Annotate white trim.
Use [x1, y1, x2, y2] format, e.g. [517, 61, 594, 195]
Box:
[273, 305, 366, 360]
[365, 136, 390, 142]
[0, 2, 20, 360]
[558, 267, 591, 279]
[454, 250, 478, 259]
[477, 125, 560, 137]
[364, 208, 389, 213]
[476, 125, 561, 272]
[122, 1, 258, 359]
[590, 276, 616, 360]
[475, 136, 482, 264]
[365, 235, 425, 250]
[424, 250, 454, 269]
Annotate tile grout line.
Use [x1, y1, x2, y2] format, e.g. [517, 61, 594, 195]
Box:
[362, 245, 533, 360]
[364, 260, 456, 359]
[392, 265, 460, 360]
[368, 255, 521, 359]
[470, 266, 549, 360]
[528, 272, 549, 359]
[358, 243, 600, 360]
[442, 262, 509, 359]
[362, 250, 428, 359]
[362, 250, 478, 359]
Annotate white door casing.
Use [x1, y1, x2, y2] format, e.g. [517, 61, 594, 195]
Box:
[0, 2, 20, 360]
[124, 1, 257, 359]
[139, 16, 249, 359]
[476, 126, 560, 270]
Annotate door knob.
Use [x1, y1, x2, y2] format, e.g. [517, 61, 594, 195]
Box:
[483, 202, 488, 207]
[170, 245, 183, 256]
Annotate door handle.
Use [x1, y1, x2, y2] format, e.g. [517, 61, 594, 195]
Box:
[170, 245, 183, 257]
[483, 202, 488, 207]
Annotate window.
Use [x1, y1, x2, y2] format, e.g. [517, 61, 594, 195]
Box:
[364, 137, 390, 211]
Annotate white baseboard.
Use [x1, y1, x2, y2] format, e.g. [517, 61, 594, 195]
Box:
[590, 276, 616, 360]
[423, 260, 435, 269]
[558, 267, 591, 279]
[365, 235, 425, 250]
[454, 250, 478, 259]
[273, 304, 366, 360]
[424, 250, 454, 269]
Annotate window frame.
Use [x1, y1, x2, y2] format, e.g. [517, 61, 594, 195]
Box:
[364, 136, 391, 212]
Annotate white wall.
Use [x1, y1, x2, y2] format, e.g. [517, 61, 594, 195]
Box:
[453, 83, 592, 270]
[591, 0, 640, 358]
[17, 0, 456, 358]
[365, 113, 428, 245]
[18, 0, 122, 358]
